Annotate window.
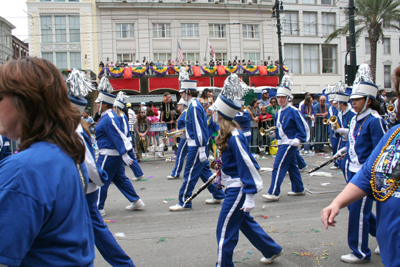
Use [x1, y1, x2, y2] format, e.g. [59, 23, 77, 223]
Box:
[55, 16, 66, 43]
[181, 23, 199, 38]
[56, 52, 68, 69]
[209, 24, 226, 38]
[303, 0, 315, 4]
[214, 53, 228, 65]
[55, 0, 66, 2]
[303, 45, 319, 73]
[116, 24, 134, 38]
[244, 53, 260, 65]
[283, 12, 298, 35]
[383, 20, 390, 29]
[153, 23, 171, 38]
[384, 38, 390, 54]
[41, 16, 52, 43]
[321, 0, 332, 4]
[242, 25, 259, 38]
[182, 53, 200, 64]
[322, 13, 335, 36]
[70, 52, 81, 69]
[42, 52, 53, 63]
[284, 44, 300, 73]
[365, 37, 370, 54]
[384, 65, 391, 88]
[153, 53, 171, 63]
[322, 45, 336, 73]
[303, 13, 317, 36]
[69, 16, 80, 42]
[117, 53, 135, 62]
[282, 0, 296, 3]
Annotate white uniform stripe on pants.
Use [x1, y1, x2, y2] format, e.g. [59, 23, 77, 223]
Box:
[272, 145, 291, 195]
[357, 196, 368, 259]
[181, 150, 199, 204]
[97, 155, 108, 208]
[173, 140, 187, 177]
[217, 190, 243, 267]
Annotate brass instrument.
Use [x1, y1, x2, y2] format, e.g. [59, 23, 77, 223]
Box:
[323, 118, 329, 125]
[163, 129, 186, 139]
[328, 115, 340, 131]
[259, 126, 277, 136]
[388, 105, 396, 118]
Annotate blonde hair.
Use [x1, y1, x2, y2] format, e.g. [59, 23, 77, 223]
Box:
[215, 116, 239, 152]
[115, 107, 124, 117]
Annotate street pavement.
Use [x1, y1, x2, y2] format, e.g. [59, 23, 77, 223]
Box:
[94, 148, 384, 267]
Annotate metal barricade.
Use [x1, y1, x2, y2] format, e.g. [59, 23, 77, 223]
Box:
[250, 116, 332, 153]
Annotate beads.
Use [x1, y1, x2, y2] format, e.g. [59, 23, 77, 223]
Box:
[370, 127, 400, 202]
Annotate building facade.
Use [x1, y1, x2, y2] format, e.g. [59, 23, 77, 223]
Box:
[0, 16, 15, 65]
[26, 0, 399, 93]
[26, 0, 99, 72]
[12, 36, 29, 60]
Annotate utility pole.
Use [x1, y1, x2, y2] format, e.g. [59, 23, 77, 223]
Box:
[272, 0, 284, 85]
[345, 0, 358, 85]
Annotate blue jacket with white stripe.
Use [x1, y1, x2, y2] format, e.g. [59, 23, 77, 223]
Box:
[95, 109, 133, 156]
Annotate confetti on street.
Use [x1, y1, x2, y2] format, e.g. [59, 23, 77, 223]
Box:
[261, 225, 276, 232]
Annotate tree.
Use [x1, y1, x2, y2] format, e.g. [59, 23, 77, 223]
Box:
[325, 0, 400, 83]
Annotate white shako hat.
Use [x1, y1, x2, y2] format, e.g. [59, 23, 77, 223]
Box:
[276, 73, 293, 98]
[179, 80, 197, 93]
[178, 98, 188, 107]
[66, 68, 94, 114]
[96, 74, 115, 105]
[350, 64, 378, 100]
[213, 74, 248, 120]
[333, 80, 349, 103]
[114, 91, 126, 110]
[335, 93, 350, 103]
[97, 91, 116, 105]
[114, 99, 125, 110]
[178, 67, 194, 93]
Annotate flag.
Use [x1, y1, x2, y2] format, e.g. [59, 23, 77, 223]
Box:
[124, 67, 132, 78]
[178, 42, 184, 63]
[258, 65, 267, 76]
[192, 66, 201, 77]
[208, 40, 215, 62]
[217, 66, 226, 76]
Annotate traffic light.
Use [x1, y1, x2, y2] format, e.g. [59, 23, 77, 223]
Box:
[345, 65, 359, 85]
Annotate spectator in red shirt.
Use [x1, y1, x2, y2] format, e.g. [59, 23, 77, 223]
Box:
[147, 101, 159, 117]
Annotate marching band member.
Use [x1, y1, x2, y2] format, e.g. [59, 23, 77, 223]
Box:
[213, 74, 283, 266]
[327, 86, 340, 169]
[234, 101, 267, 173]
[262, 75, 310, 202]
[322, 65, 400, 267]
[333, 91, 356, 176]
[169, 80, 224, 211]
[332, 64, 386, 263]
[0, 58, 95, 266]
[114, 95, 145, 180]
[167, 98, 189, 179]
[206, 105, 219, 161]
[0, 135, 11, 161]
[67, 74, 135, 266]
[96, 91, 145, 216]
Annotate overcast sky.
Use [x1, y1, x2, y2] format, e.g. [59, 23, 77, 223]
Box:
[1, 0, 29, 42]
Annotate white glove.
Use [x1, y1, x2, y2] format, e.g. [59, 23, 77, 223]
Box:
[199, 146, 207, 162]
[122, 153, 134, 166]
[334, 146, 347, 158]
[270, 132, 276, 138]
[390, 114, 397, 123]
[241, 194, 255, 213]
[336, 128, 349, 137]
[291, 138, 301, 147]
